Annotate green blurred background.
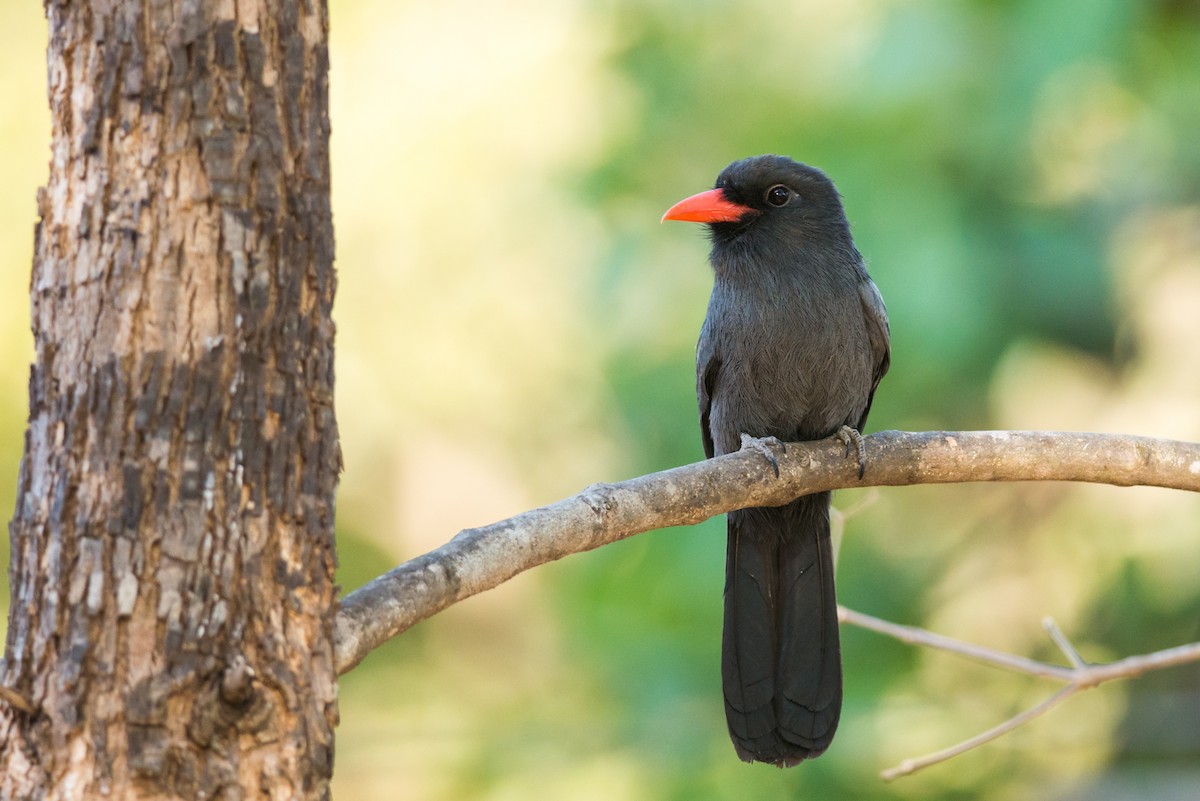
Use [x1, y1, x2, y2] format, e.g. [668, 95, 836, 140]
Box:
[4, 0, 1200, 798]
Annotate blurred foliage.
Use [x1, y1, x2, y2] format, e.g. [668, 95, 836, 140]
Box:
[3, 0, 1200, 798]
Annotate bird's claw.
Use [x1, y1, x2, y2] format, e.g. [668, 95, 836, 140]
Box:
[740, 433, 785, 478]
[836, 425, 867, 479]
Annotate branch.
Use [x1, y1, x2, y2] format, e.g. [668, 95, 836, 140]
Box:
[333, 430, 1200, 673]
[839, 610, 1200, 780]
[838, 607, 1075, 681]
[881, 685, 1079, 781]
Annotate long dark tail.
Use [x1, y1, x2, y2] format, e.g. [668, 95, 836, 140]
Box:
[722, 492, 841, 766]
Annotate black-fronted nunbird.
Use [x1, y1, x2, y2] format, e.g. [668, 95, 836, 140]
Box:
[663, 155, 891, 766]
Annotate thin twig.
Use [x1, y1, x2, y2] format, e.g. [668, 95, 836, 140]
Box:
[838, 608, 1200, 779]
[1076, 639, 1200, 686]
[838, 606, 1073, 681]
[1043, 617, 1086, 669]
[880, 685, 1080, 781]
[830, 489, 880, 570]
[835, 487, 881, 521]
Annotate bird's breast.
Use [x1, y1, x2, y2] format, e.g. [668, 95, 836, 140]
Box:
[704, 282, 874, 454]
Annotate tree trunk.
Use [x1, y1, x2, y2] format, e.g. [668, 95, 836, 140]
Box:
[1, 0, 339, 797]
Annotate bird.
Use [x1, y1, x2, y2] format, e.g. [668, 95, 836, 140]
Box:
[662, 155, 890, 766]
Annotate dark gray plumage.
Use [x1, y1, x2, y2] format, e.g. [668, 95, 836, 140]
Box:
[667, 155, 890, 765]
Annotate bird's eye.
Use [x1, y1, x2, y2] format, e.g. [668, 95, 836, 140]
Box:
[765, 185, 791, 207]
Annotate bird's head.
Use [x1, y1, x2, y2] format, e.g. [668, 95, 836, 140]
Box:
[662, 155, 851, 252]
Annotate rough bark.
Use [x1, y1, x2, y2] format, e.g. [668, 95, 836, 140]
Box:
[1, 0, 339, 798]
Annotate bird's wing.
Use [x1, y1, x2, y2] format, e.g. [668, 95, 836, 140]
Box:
[857, 277, 891, 428]
[697, 323, 720, 460]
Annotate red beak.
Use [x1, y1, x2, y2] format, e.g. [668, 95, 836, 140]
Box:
[661, 188, 756, 224]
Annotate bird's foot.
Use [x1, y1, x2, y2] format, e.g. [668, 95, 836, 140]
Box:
[740, 433, 786, 478]
[836, 425, 867, 479]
